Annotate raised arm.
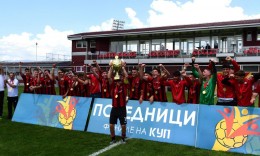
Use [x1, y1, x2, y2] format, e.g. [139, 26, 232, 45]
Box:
[49, 64, 56, 81]
[181, 69, 192, 86]
[89, 64, 99, 79]
[77, 76, 89, 85]
[191, 57, 201, 78]
[121, 61, 128, 79]
[93, 60, 101, 72]
[226, 56, 240, 72]
[108, 60, 113, 85]
[139, 64, 145, 80]
[82, 64, 87, 79]
[159, 64, 170, 78]
[19, 62, 24, 76]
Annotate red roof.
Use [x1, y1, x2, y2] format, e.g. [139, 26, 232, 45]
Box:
[68, 18, 260, 40]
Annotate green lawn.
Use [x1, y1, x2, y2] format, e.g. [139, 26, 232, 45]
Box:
[0, 120, 253, 156]
[0, 87, 257, 156]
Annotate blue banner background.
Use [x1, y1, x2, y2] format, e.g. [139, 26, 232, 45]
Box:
[87, 98, 198, 146]
[196, 105, 260, 155]
[12, 93, 91, 131]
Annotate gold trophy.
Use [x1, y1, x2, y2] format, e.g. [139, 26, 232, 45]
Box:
[112, 55, 122, 80]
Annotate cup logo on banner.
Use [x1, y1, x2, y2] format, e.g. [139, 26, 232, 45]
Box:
[213, 107, 260, 151]
[56, 96, 78, 130]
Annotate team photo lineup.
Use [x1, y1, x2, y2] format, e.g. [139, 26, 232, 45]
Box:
[0, 55, 259, 145]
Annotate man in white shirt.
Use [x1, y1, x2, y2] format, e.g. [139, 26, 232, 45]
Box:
[0, 65, 5, 119]
[5, 72, 19, 119]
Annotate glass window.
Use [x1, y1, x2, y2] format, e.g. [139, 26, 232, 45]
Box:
[173, 39, 180, 50]
[140, 40, 150, 55]
[76, 42, 81, 48]
[76, 41, 87, 48]
[110, 41, 125, 52]
[166, 39, 173, 50]
[152, 39, 165, 51]
[180, 40, 187, 53]
[220, 37, 227, 53]
[247, 32, 252, 41]
[243, 66, 258, 72]
[211, 36, 218, 49]
[188, 42, 193, 54]
[110, 42, 117, 52]
[194, 42, 200, 49]
[257, 32, 260, 41]
[127, 40, 138, 52]
[76, 66, 83, 72]
[90, 41, 96, 48]
[174, 41, 180, 50]
[195, 37, 210, 49]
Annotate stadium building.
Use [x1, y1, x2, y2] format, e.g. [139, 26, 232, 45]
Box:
[67, 18, 260, 73]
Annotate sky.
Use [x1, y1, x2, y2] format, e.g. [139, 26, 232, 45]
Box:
[1, 0, 260, 62]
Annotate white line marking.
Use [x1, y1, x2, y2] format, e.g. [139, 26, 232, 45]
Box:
[89, 138, 130, 156]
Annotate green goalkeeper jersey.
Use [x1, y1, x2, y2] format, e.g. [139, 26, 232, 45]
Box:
[192, 64, 216, 105]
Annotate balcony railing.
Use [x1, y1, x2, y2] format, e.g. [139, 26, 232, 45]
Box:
[85, 47, 260, 60]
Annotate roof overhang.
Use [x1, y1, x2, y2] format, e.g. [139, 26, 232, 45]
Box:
[68, 19, 260, 40]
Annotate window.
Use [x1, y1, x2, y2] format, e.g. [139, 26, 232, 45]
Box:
[257, 32, 260, 41]
[211, 36, 218, 49]
[76, 66, 83, 72]
[246, 32, 252, 41]
[243, 66, 258, 72]
[76, 41, 87, 48]
[90, 41, 96, 48]
[110, 41, 125, 52]
[139, 40, 150, 55]
[166, 39, 173, 50]
[152, 39, 165, 51]
[174, 41, 180, 50]
[127, 40, 138, 52]
[195, 37, 210, 49]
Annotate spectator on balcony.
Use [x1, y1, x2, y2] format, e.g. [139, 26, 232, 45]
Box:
[214, 42, 218, 49]
[205, 43, 211, 50]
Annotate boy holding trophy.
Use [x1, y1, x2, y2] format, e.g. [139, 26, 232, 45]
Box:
[108, 55, 128, 144]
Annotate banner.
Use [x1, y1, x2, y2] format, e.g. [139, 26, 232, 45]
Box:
[12, 93, 91, 131]
[87, 98, 198, 146]
[196, 105, 260, 155]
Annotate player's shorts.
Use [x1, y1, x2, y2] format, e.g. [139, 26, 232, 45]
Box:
[109, 106, 127, 125]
